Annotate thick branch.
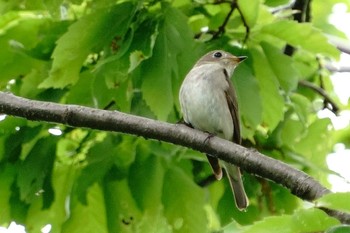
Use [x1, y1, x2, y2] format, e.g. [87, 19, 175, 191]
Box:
[0, 92, 349, 223]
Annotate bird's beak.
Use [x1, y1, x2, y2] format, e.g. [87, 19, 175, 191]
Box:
[227, 56, 247, 64]
[238, 56, 247, 62]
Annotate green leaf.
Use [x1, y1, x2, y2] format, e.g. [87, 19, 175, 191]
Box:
[75, 134, 129, 204]
[66, 71, 95, 106]
[39, 2, 136, 88]
[264, 0, 290, 7]
[0, 164, 17, 223]
[280, 118, 305, 150]
[162, 166, 207, 233]
[133, 206, 171, 233]
[261, 20, 340, 58]
[326, 225, 350, 233]
[237, 0, 260, 27]
[17, 137, 56, 206]
[102, 178, 142, 233]
[62, 183, 108, 233]
[316, 192, 350, 213]
[127, 17, 159, 72]
[251, 46, 284, 131]
[233, 62, 262, 139]
[261, 42, 298, 93]
[243, 215, 293, 233]
[243, 208, 339, 233]
[294, 118, 332, 164]
[292, 208, 339, 232]
[25, 163, 75, 233]
[0, 12, 49, 85]
[128, 153, 165, 211]
[141, 5, 195, 120]
[290, 93, 312, 124]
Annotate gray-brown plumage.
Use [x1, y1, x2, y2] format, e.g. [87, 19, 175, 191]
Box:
[179, 50, 248, 210]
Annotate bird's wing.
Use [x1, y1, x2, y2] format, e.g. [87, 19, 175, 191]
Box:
[223, 69, 241, 144]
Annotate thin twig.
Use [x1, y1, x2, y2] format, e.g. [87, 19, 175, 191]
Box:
[212, 0, 237, 39]
[235, 2, 250, 43]
[298, 80, 339, 114]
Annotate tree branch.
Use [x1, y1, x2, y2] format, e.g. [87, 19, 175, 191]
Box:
[212, 0, 238, 39]
[284, 0, 312, 56]
[299, 80, 339, 114]
[328, 35, 350, 55]
[0, 92, 349, 223]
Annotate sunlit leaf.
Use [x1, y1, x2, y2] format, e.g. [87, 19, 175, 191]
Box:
[237, 0, 260, 27]
[261, 20, 340, 58]
[261, 42, 298, 92]
[233, 62, 262, 139]
[251, 46, 284, 131]
[243, 208, 339, 233]
[316, 192, 350, 213]
[162, 166, 207, 233]
[141, 4, 195, 120]
[62, 183, 108, 233]
[39, 2, 136, 88]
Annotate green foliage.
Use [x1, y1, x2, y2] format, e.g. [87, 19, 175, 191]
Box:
[316, 192, 350, 213]
[0, 0, 348, 232]
[243, 208, 340, 233]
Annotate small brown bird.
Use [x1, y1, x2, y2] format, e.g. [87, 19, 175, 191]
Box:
[179, 50, 248, 210]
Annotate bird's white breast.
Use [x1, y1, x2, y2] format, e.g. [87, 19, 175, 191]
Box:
[179, 63, 234, 140]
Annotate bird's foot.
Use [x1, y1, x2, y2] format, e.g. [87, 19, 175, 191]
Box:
[204, 132, 215, 144]
[177, 118, 193, 128]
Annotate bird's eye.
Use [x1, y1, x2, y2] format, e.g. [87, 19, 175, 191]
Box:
[213, 52, 222, 58]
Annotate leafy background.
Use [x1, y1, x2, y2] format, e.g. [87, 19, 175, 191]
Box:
[0, 0, 350, 232]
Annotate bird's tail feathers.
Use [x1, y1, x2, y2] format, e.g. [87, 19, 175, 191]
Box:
[223, 162, 249, 211]
[206, 154, 223, 180]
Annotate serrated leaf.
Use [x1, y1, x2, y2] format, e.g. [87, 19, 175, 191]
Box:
[243, 215, 294, 233]
[261, 20, 340, 58]
[292, 208, 339, 232]
[316, 192, 350, 213]
[261, 42, 298, 92]
[141, 5, 195, 120]
[0, 12, 49, 85]
[243, 208, 339, 233]
[251, 46, 284, 131]
[127, 18, 159, 72]
[39, 2, 136, 88]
